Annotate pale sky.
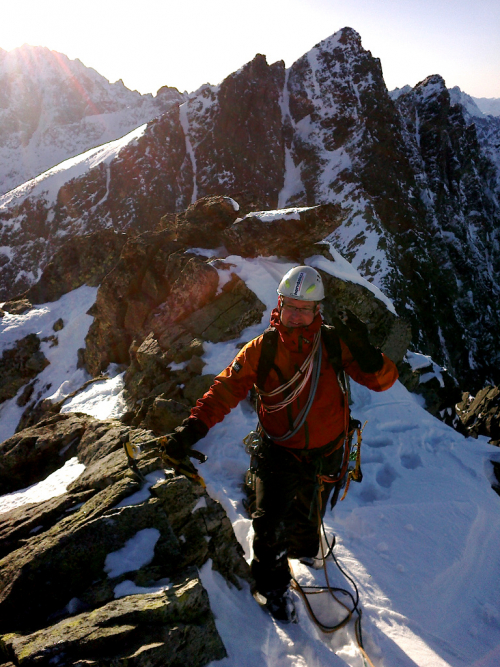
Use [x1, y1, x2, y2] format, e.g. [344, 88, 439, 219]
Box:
[1, 0, 499, 98]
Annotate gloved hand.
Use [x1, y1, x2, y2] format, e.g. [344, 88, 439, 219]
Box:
[159, 417, 209, 462]
[331, 309, 383, 373]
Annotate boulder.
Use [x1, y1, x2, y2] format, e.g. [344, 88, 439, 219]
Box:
[0, 333, 49, 404]
[222, 203, 345, 259]
[1, 298, 32, 315]
[142, 397, 191, 434]
[317, 260, 411, 365]
[83, 234, 191, 376]
[0, 413, 93, 495]
[2, 577, 226, 667]
[161, 195, 240, 248]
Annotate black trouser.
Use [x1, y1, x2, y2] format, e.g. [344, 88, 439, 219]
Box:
[250, 440, 345, 596]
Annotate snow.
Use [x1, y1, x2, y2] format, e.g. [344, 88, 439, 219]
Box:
[179, 101, 198, 204]
[406, 351, 445, 388]
[0, 457, 85, 515]
[113, 578, 172, 599]
[59, 367, 127, 420]
[244, 207, 315, 223]
[114, 470, 167, 508]
[0, 285, 98, 443]
[104, 527, 161, 578]
[2, 254, 500, 666]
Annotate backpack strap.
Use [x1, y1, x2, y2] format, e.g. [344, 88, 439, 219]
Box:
[256, 327, 282, 390]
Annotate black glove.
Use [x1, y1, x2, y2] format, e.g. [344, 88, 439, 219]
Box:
[160, 417, 209, 461]
[331, 309, 383, 373]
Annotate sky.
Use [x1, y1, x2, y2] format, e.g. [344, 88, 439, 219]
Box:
[1, 0, 499, 98]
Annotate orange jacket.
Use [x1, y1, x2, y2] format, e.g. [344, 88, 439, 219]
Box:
[191, 308, 398, 450]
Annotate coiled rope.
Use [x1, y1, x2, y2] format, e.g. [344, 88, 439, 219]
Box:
[290, 486, 376, 667]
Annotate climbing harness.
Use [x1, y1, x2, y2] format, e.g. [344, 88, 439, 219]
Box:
[290, 479, 376, 667]
[121, 433, 207, 487]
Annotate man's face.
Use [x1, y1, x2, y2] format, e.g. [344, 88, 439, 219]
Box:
[280, 297, 319, 328]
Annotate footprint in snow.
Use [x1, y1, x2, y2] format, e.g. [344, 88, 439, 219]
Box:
[376, 463, 399, 489]
[400, 451, 423, 470]
[358, 483, 390, 504]
[364, 436, 392, 449]
[376, 421, 419, 433]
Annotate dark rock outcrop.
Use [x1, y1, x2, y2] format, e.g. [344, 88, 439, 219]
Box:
[455, 386, 500, 446]
[0, 334, 49, 405]
[0, 418, 251, 665]
[0, 413, 93, 495]
[223, 203, 345, 258]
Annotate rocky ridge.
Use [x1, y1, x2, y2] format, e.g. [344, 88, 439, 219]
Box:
[0, 29, 498, 393]
[0, 193, 413, 665]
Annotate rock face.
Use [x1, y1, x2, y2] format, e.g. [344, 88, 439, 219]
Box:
[0, 413, 92, 495]
[455, 386, 500, 446]
[1, 27, 498, 392]
[0, 333, 49, 405]
[0, 44, 185, 196]
[0, 418, 251, 665]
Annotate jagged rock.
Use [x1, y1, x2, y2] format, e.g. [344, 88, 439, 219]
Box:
[1, 298, 32, 315]
[318, 265, 411, 364]
[15, 382, 35, 407]
[2, 577, 226, 667]
[0, 334, 49, 405]
[152, 271, 266, 352]
[83, 234, 188, 375]
[142, 398, 191, 434]
[396, 357, 461, 418]
[0, 490, 96, 560]
[53, 318, 64, 331]
[0, 418, 251, 665]
[455, 386, 500, 445]
[183, 375, 217, 408]
[163, 195, 240, 248]
[20, 230, 128, 304]
[0, 413, 94, 495]
[223, 203, 345, 258]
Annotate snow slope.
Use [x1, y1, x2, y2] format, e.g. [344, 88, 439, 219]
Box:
[1, 257, 499, 666]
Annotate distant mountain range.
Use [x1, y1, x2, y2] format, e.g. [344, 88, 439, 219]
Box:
[0, 30, 499, 392]
[0, 45, 185, 195]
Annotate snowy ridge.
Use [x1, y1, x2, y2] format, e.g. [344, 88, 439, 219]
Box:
[0, 124, 147, 213]
[2, 259, 499, 666]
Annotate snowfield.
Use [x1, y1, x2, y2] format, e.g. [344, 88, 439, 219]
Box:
[1, 257, 500, 666]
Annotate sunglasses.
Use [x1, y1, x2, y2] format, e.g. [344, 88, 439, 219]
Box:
[281, 302, 317, 315]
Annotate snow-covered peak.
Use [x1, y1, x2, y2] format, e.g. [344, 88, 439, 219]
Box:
[389, 85, 412, 100]
[413, 74, 447, 101]
[448, 85, 484, 117]
[313, 26, 363, 55]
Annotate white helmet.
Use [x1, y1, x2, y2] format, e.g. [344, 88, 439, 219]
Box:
[277, 266, 324, 301]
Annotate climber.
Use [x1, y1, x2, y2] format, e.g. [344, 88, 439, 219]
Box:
[160, 266, 398, 623]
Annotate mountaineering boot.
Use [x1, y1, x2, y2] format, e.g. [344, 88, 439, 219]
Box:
[254, 587, 297, 623]
[298, 556, 323, 569]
